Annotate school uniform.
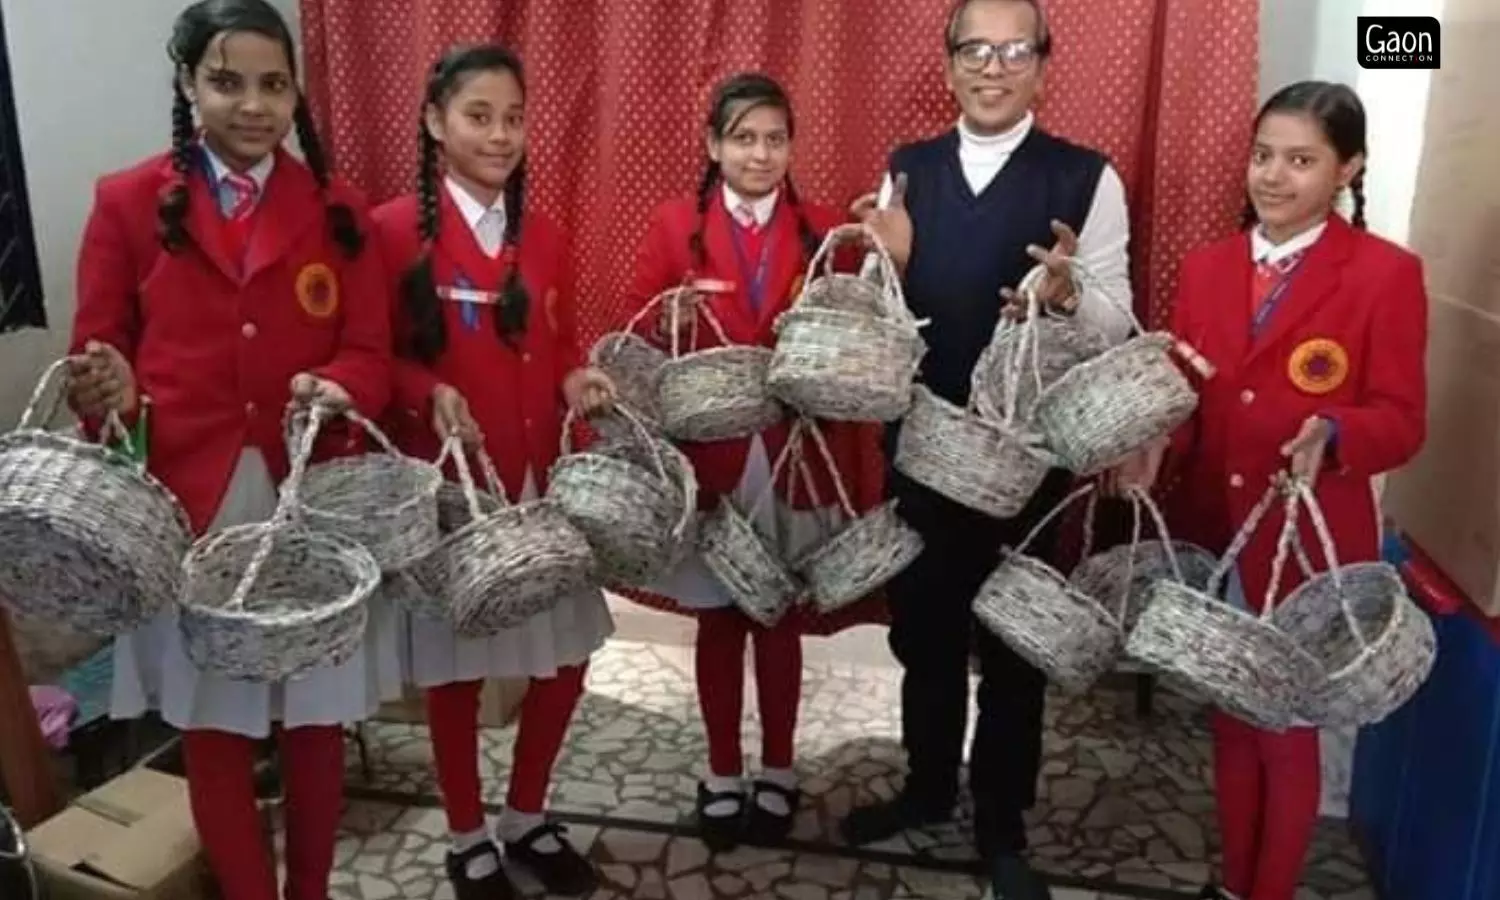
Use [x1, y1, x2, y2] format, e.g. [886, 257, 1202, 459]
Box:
[371, 177, 612, 894]
[843, 114, 1134, 872]
[1165, 214, 1427, 900]
[72, 145, 397, 900]
[622, 182, 870, 845]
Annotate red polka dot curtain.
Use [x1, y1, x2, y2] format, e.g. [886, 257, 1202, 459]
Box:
[299, 0, 1256, 627]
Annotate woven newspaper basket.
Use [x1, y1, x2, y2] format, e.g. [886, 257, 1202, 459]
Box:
[294, 410, 441, 573]
[393, 474, 502, 622]
[767, 224, 927, 422]
[655, 289, 782, 442]
[1031, 259, 1206, 476]
[1268, 480, 1436, 729]
[1125, 478, 1323, 730]
[0, 359, 192, 637]
[698, 420, 806, 627]
[973, 484, 1137, 693]
[789, 417, 923, 613]
[179, 405, 378, 682]
[590, 297, 671, 437]
[547, 404, 697, 588]
[893, 280, 1054, 518]
[1068, 486, 1217, 633]
[973, 318, 1111, 423]
[414, 443, 596, 637]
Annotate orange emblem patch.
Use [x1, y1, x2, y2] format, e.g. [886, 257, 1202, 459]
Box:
[1287, 338, 1348, 395]
[295, 263, 339, 319]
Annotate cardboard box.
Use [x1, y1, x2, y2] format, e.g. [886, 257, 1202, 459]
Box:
[376, 677, 528, 728]
[1382, 2, 1500, 613]
[24, 768, 213, 900]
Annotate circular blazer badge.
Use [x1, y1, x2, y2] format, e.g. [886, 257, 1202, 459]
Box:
[1288, 338, 1349, 395]
[296, 263, 339, 319]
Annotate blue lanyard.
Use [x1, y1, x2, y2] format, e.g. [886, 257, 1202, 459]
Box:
[1250, 255, 1307, 338]
[728, 221, 772, 311]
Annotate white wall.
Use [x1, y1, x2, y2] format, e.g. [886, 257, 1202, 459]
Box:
[0, 0, 299, 425]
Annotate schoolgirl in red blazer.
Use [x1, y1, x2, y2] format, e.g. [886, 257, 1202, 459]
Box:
[65, 3, 394, 900]
[1116, 82, 1427, 900]
[620, 72, 871, 852]
[371, 45, 615, 900]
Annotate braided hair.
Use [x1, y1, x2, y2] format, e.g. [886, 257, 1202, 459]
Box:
[691, 73, 820, 272]
[161, 0, 362, 257]
[1241, 80, 1369, 232]
[403, 44, 529, 363]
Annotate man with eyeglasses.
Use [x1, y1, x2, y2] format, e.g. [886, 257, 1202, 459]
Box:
[842, 1, 1133, 897]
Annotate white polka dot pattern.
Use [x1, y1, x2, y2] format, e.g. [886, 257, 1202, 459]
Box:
[299, 0, 1257, 335]
[298, 0, 1257, 552]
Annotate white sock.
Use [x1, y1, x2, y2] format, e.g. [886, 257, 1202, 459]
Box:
[755, 767, 797, 816]
[450, 828, 498, 879]
[497, 808, 560, 853]
[701, 773, 744, 818]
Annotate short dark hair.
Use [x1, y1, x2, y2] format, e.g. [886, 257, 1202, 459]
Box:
[944, 0, 1053, 58]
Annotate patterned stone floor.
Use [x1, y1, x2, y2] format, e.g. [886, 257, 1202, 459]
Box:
[332, 635, 1375, 900]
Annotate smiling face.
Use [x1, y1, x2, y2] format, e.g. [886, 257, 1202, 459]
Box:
[426, 67, 526, 202]
[706, 101, 791, 200]
[945, 0, 1045, 136]
[1248, 111, 1364, 242]
[183, 29, 296, 170]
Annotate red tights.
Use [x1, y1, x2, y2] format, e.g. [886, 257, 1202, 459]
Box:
[425, 664, 588, 833]
[183, 725, 345, 900]
[694, 607, 801, 777]
[1212, 712, 1322, 900]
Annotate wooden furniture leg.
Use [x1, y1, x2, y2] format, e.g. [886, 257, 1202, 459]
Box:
[0, 605, 63, 827]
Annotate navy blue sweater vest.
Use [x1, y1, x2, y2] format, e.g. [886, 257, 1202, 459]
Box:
[892, 128, 1107, 408]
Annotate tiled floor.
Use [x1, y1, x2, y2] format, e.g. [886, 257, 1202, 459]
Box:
[321, 600, 1374, 900]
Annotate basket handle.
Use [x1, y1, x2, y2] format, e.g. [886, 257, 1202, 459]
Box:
[1122, 485, 1187, 585]
[1012, 481, 1096, 558]
[995, 266, 1050, 424]
[793, 416, 857, 520]
[342, 409, 405, 457]
[797, 223, 916, 324]
[667, 292, 735, 358]
[225, 403, 327, 611]
[448, 440, 509, 522]
[1205, 476, 1309, 623]
[747, 418, 807, 525]
[1286, 478, 1370, 649]
[19, 357, 138, 457]
[1054, 256, 1214, 378]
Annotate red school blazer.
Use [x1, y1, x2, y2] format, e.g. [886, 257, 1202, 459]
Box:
[622, 189, 871, 511]
[372, 192, 584, 501]
[70, 148, 392, 534]
[1164, 215, 1428, 610]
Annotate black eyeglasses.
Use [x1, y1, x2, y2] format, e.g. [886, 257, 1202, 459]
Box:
[950, 38, 1042, 73]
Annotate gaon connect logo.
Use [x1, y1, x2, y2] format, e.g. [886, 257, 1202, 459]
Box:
[1358, 17, 1441, 69]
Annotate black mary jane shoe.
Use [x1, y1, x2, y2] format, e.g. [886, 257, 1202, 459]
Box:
[745, 779, 801, 845]
[1196, 886, 1231, 900]
[988, 853, 1052, 900]
[444, 840, 517, 900]
[503, 822, 599, 897]
[696, 781, 747, 853]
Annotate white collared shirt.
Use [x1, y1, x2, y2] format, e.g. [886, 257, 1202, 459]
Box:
[879, 114, 1135, 344]
[201, 144, 274, 215]
[1250, 219, 1328, 265]
[445, 176, 508, 258]
[723, 183, 779, 228]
